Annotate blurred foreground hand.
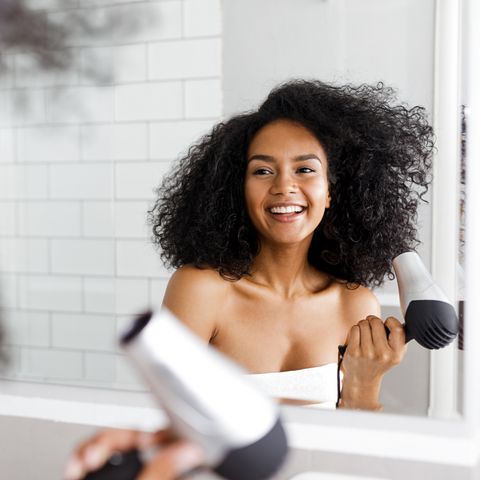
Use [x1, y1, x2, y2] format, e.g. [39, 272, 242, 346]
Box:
[64, 429, 204, 480]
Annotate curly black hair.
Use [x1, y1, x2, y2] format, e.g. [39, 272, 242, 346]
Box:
[149, 80, 434, 288]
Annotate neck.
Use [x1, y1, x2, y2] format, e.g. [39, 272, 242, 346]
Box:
[248, 237, 318, 297]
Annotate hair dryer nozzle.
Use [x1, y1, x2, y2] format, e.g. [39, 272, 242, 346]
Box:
[393, 253, 460, 349]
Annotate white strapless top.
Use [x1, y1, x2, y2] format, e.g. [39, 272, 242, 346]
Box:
[247, 363, 342, 410]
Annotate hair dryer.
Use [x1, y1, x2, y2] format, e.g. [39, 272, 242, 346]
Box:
[115, 308, 288, 480]
[393, 252, 459, 349]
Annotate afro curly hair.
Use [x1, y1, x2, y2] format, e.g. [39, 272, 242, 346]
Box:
[149, 80, 434, 288]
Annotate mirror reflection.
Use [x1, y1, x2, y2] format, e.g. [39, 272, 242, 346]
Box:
[0, 0, 463, 418]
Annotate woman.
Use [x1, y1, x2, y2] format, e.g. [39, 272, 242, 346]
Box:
[149, 80, 433, 410]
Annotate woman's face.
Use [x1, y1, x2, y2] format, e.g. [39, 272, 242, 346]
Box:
[245, 120, 331, 247]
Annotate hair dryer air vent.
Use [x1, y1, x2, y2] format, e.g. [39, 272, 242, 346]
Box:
[393, 252, 459, 350]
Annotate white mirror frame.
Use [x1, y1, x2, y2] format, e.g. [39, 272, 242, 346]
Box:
[0, 0, 478, 477]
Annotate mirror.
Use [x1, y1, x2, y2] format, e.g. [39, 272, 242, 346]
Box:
[0, 0, 464, 418]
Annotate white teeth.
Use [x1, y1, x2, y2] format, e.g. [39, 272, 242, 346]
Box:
[269, 206, 304, 214]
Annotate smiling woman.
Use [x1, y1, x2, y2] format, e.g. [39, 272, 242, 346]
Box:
[148, 80, 433, 411]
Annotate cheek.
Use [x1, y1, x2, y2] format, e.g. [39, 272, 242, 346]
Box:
[244, 181, 262, 211]
[309, 180, 330, 206]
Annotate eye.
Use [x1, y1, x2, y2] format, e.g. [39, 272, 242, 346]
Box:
[253, 168, 272, 175]
[297, 167, 315, 173]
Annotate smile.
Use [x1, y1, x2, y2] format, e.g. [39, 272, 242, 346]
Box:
[267, 206, 305, 214]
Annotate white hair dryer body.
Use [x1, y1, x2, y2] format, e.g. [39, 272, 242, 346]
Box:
[120, 308, 288, 480]
[393, 252, 459, 349]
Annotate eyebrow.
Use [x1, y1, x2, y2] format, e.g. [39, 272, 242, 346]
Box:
[247, 154, 322, 164]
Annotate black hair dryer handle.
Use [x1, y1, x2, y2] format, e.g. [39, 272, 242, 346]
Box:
[83, 451, 143, 480]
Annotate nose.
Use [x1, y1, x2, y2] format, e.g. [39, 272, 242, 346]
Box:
[270, 170, 298, 195]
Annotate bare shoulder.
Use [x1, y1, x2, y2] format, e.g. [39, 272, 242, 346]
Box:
[335, 282, 381, 326]
[162, 264, 230, 341]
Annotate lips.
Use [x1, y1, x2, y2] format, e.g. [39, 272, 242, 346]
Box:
[265, 203, 307, 223]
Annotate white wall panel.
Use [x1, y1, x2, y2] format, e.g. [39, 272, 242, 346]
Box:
[115, 161, 171, 199]
[0, 165, 49, 199]
[0, 202, 16, 235]
[0, 128, 15, 163]
[20, 348, 83, 379]
[84, 277, 115, 313]
[85, 352, 116, 381]
[52, 313, 116, 352]
[185, 79, 222, 118]
[83, 201, 115, 237]
[80, 122, 149, 162]
[0, 274, 18, 309]
[12, 89, 47, 126]
[80, 47, 114, 86]
[150, 278, 168, 309]
[0, 89, 46, 127]
[50, 164, 113, 199]
[114, 123, 147, 160]
[48, 8, 112, 48]
[51, 239, 115, 275]
[149, 38, 221, 80]
[47, 86, 114, 124]
[116, 240, 168, 277]
[81, 0, 113, 6]
[81, 125, 113, 162]
[114, 201, 149, 238]
[18, 275, 82, 311]
[15, 52, 80, 88]
[183, 0, 222, 37]
[1, 346, 20, 374]
[114, 278, 149, 314]
[84, 277, 149, 315]
[0, 91, 8, 126]
[17, 126, 81, 163]
[112, 2, 182, 44]
[115, 354, 144, 384]
[18, 202, 82, 237]
[0, 238, 49, 273]
[114, 45, 147, 83]
[115, 82, 182, 121]
[0, 55, 14, 89]
[24, 0, 78, 10]
[150, 120, 215, 159]
[3, 311, 50, 347]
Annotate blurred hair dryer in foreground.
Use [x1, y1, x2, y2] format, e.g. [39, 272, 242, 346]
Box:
[119, 308, 288, 480]
[393, 252, 460, 349]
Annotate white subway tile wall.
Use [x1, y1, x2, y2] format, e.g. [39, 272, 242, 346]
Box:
[0, 165, 49, 199]
[0, 128, 15, 163]
[0, 0, 222, 389]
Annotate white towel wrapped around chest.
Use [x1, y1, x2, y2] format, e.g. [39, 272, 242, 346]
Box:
[247, 363, 342, 410]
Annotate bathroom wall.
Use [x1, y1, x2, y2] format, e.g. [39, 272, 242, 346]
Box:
[0, 0, 222, 390]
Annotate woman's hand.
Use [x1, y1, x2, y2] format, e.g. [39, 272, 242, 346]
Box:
[64, 429, 204, 480]
[340, 315, 407, 411]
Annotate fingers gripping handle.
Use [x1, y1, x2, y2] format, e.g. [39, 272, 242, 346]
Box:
[384, 323, 413, 343]
[336, 322, 410, 408]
